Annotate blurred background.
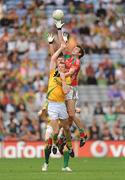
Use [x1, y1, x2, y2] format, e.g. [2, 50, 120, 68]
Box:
[0, 0, 125, 144]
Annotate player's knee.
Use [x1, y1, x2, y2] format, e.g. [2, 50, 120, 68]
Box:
[63, 145, 68, 152]
[67, 103, 75, 118]
[50, 121, 59, 133]
[68, 114, 75, 121]
[45, 125, 53, 141]
[47, 125, 53, 134]
[68, 120, 72, 127]
[67, 109, 75, 118]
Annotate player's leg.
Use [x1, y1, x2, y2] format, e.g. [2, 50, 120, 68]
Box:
[42, 119, 59, 171]
[38, 100, 48, 120]
[59, 103, 74, 157]
[49, 120, 59, 144]
[49, 119, 59, 154]
[73, 115, 88, 147]
[61, 120, 74, 157]
[66, 99, 87, 147]
[55, 102, 74, 156]
[47, 102, 60, 154]
[66, 99, 75, 126]
[38, 102, 52, 171]
[42, 125, 53, 171]
[62, 145, 72, 172]
[56, 127, 66, 155]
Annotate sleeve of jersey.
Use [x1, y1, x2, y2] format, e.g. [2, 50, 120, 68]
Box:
[49, 70, 55, 77]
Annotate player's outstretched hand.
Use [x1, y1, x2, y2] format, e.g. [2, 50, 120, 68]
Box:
[63, 32, 69, 43]
[61, 41, 67, 49]
[55, 20, 64, 30]
[47, 33, 54, 43]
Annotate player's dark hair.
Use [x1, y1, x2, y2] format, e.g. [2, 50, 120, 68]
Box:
[58, 52, 63, 58]
[59, 61, 65, 65]
[76, 45, 84, 58]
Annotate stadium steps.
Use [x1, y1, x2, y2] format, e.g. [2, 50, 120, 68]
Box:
[5, 0, 33, 10]
[119, 115, 125, 126]
[78, 85, 109, 104]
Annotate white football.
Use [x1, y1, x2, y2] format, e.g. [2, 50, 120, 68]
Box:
[52, 9, 64, 21]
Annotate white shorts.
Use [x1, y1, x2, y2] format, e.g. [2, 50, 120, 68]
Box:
[65, 86, 79, 100]
[48, 101, 68, 120]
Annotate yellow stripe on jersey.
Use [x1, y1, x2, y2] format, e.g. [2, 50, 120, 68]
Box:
[47, 69, 71, 102]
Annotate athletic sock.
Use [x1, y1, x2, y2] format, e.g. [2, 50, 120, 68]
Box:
[58, 134, 65, 145]
[44, 146, 51, 164]
[58, 128, 64, 139]
[53, 133, 58, 145]
[63, 151, 70, 168]
[65, 131, 72, 149]
[48, 137, 52, 145]
[79, 128, 86, 138]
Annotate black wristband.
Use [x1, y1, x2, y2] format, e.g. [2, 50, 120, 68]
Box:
[49, 41, 53, 44]
[57, 28, 62, 30]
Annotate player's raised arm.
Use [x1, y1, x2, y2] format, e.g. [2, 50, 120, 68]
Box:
[65, 68, 76, 77]
[47, 33, 55, 56]
[55, 20, 65, 44]
[50, 42, 66, 70]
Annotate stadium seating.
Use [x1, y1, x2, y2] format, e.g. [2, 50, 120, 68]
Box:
[0, 0, 125, 141]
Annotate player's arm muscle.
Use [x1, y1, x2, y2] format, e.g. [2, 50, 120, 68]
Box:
[58, 29, 65, 44]
[49, 43, 55, 56]
[50, 44, 65, 70]
[65, 67, 75, 77]
[62, 81, 70, 94]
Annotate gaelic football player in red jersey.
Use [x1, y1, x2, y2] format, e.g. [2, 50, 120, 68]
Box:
[54, 20, 88, 147]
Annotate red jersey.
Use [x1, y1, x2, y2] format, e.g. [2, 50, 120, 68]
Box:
[64, 52, 80, 86]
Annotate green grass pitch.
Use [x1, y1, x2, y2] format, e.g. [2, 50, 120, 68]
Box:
[0, 158, 125, 180]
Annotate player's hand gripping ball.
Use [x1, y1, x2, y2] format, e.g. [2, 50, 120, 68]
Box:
[52, 9, 64, 21]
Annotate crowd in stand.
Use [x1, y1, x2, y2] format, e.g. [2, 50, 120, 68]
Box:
[0, 0, 125, 141]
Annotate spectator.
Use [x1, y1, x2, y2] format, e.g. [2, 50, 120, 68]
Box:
[108, 85, 122, 101]
[16, 35, 29, 57]
[104, 106, 118, 122]
[121, 86, 125, 100]
[94, 102, 104, 115]
[86, 62, 97, 85]
[19, 117, 40, 141]
[0, 109, 6, 140]
[116, 64, 125, 85]
[112, 119, 124, 140]
[16, 100, 27, 121]
[26, 96, 37, 113]
[101, 122, 114, 140]
[103, 101, 115, 114]
[0, 0, 7, 21]
[96, 67, 107, 85]
[5, 113, 19, 141]
[80, 102, 93, 127]
[89, 119, 100, 140]
[1, 27, 10, 43]
[35, 84, 46, 110]
[16, 1, 27, 21]
[104, 60, 116, 84]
